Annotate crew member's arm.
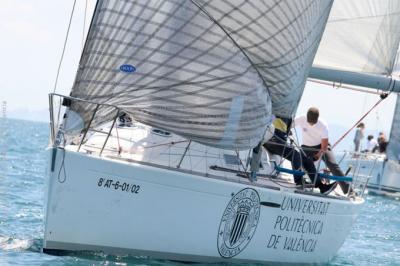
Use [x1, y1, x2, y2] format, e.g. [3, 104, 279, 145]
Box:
[315, 121, 329, 160]
[315, 138, 328, 159]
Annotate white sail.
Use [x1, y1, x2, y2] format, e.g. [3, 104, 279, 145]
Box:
[68, 0, 332, 149]
[314, 0, 400, 75]
[387, 95, 400, 161]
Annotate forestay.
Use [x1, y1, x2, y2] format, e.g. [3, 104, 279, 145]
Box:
[67, 0, 332, 150]
[314, 0, 400, 76]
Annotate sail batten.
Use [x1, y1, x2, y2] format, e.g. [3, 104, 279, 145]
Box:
[68, 0, 332, 149]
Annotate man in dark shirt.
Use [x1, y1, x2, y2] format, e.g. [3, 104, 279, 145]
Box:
[377, 132, 388, 153]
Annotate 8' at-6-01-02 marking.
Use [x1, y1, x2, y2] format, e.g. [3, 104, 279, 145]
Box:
[97, 178, 140, 194]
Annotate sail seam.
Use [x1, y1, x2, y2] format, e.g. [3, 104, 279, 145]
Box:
[190, 0, 271, 97]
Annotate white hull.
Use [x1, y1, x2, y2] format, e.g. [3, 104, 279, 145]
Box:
[44, 148, 363, 264]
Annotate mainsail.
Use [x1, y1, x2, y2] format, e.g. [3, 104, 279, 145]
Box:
[315, 0, 400, 75]
[311, 0, 400, 91]
[67, 0, 333, 149]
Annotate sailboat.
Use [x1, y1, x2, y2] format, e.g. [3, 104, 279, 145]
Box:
[309, 0, 400, 197]
[43, 1, 366, 264]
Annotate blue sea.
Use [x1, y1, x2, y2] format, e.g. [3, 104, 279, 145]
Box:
[0, 118, 399, 265]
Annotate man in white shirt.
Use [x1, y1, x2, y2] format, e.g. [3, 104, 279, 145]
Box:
[364, 135, 378, 153]
[294, 107, 350, 194]
[263, 116, 336, 194]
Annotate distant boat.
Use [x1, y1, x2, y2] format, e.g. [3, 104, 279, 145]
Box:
[43, 0, 366, 264]
[309, 0, 400, 196]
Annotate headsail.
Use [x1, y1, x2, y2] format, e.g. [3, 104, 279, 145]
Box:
[311, 0, 400, 91]
[67, 0, 333, 149]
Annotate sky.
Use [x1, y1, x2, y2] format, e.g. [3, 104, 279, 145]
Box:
[0, 0, 96, 114]
[0, 0, 397, 144]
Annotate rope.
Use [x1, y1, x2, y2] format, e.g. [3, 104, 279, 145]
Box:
[331, 92, 390, 149]
[236, 150, 249, 177]
[143, 140, 188, 149]
[53, 0, 77, 93]
[57, 138, 67, 183]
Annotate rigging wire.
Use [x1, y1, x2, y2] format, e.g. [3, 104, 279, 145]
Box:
[331, 92, 390, 149]
[52, 0, 77, 93]
[114, 122, 122, 155]
[82, 0, 88, 51]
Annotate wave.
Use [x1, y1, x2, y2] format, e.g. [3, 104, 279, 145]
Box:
[0, 236, 41, 252]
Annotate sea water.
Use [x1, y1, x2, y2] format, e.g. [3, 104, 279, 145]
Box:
[0, 118, 399, 266]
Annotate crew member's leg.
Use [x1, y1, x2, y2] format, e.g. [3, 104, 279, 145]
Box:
[301, 145, 338, 194]
[265, 142, 329, 190]
[354, 140, 360, 152]
[263, 142, 303, 185]
[300, 152, 318, 184]
[322, 148, 350, 194]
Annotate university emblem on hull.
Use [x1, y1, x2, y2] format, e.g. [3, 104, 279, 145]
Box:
[217, 188, 260, 258]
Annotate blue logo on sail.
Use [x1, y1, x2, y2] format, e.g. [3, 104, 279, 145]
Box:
[119, 64, 136, 73]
